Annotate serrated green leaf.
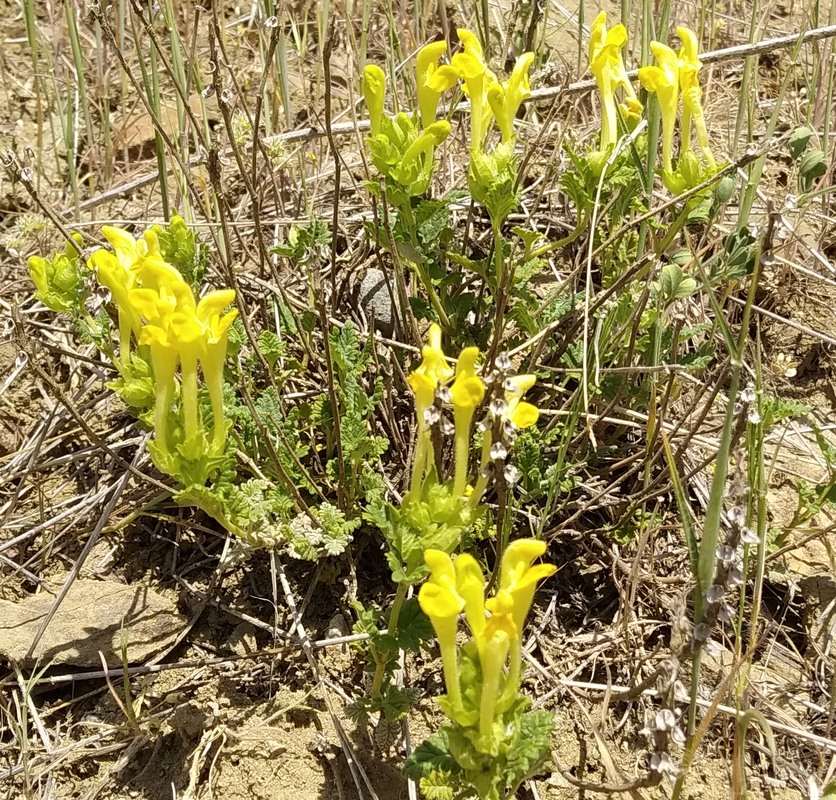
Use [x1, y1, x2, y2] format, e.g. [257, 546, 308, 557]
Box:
[504, 710, 555, 785]
[395, 597, 434, 650]
[405, 731, 458, 780]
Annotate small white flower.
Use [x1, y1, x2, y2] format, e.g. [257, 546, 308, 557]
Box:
[436, 385, 452, 404]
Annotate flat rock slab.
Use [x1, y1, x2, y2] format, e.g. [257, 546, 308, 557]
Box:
[0, 579, 184, 668]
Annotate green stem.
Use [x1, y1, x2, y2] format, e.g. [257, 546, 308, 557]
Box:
[408, 427, 430, 504]
[180, 354, 200, 441]
[527, 209, 590, 261]
[401, 202, 451, 330]
[469, 429, 493, 507]
[371, 580, 409, 699]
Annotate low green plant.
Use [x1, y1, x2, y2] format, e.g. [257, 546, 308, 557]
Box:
[406, 540, 556, 800]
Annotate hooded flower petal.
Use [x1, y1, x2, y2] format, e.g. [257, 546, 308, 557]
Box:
[639, 41, 680, 180]
[417, 41, 458, 128]
[455, 553, 487, 638]
[363, 64, 387, 137]
[419, 549, 466, 710]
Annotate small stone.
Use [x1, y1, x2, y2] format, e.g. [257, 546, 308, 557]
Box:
[355, 267, 395, 337]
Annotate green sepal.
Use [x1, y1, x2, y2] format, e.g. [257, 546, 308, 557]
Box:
[27, 233, 85, 313]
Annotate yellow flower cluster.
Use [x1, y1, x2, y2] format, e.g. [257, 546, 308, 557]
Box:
[638, 27, 717, 192]
[407, 323, 484, 500]
[407, 325, 539, 503]
[88, 225, 237, 471]
[587, 16, 718, 192]
[443, 29, 534, 149]
[364, 31, 534, 160]
[418, 540, 556, 740]
[589, 12, 643, 154]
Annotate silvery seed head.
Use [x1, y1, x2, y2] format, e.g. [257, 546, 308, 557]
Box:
[424, 406, 441, 426]
[490, 442, 508, 461]
[705, 584, 725, 604]
[489, 398, 508, 417]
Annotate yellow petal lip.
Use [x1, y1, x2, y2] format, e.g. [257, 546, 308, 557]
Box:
[450, 51, 485, 82]
[427, 65, 459, 93]
[511, 401, 539, 429]
[450, 347, 485, 409]
[418, 583, 464, 619]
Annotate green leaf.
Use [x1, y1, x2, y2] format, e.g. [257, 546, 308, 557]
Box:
[504, 710, 555, 785]
[800, 149, 826, 191]
[657, 263, 697, 303]
[395, 597, 433, 650]
[405, 731, 459, 780]
[788, 126, 812, 160]
[27, 234, 85, 313]
[154, 214, 206, 287]
[419, 773, 456, 800]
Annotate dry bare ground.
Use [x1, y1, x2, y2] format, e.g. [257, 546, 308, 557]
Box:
[0, 0, 835, 798]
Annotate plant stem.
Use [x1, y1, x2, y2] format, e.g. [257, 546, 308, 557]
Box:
[401, 203, 452, 330]
[371, 580, 409, 698]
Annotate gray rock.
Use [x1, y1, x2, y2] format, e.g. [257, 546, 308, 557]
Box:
[356, 267, 396, 337]
[0, 578, 184, 667]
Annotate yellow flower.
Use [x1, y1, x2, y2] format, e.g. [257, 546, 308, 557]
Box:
[589, 13, 641, 152]
[363, 64, 387, 137]
[451, 28, 497, 150]
[128, 285, 183, 454]
[418, 549, 466, 709]
[455, 553, 487, 639]
[676, 26, 716, 170]
[450, 347, 485, 497]
[487, 52, 534, 142]
[639, 41, 681, 189]
[504, 374, 539, 429]
[407, 324, 454, 501]
[474, 610, 515, 739]
[196, 290, 238, 448]
[408, 323, 454, 415]
[89, 248, 143, 359]
[416, 41, 459, 129]
[487, 538, 556, 691]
